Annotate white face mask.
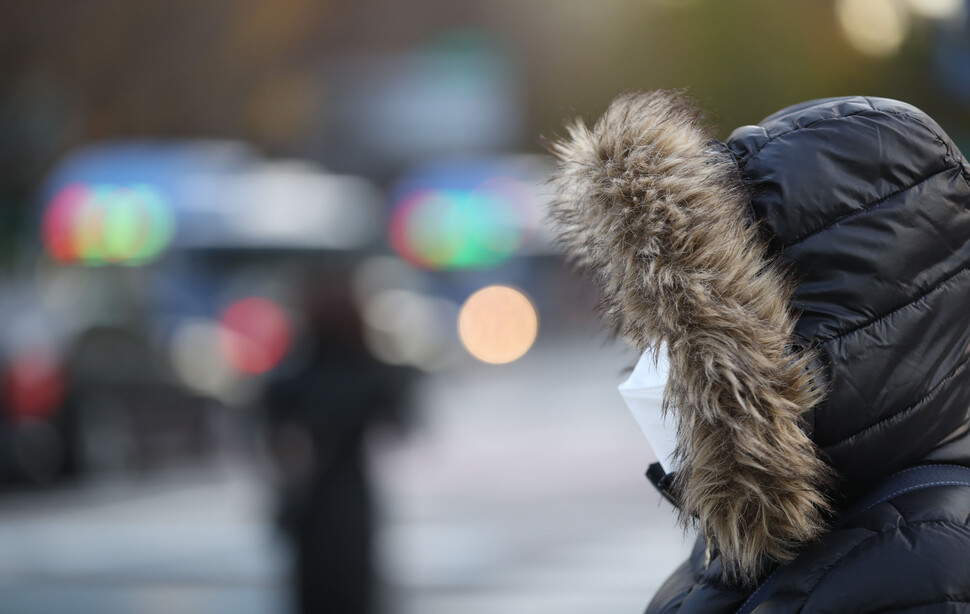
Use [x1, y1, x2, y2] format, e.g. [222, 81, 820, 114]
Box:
[618, 345, 680, 474]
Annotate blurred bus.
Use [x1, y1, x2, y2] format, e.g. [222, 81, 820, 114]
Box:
[0, 141, 383, 485]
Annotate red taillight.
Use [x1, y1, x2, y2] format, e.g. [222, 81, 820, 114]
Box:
[3, 351, 65, 421]
[219, 297, 291, 375]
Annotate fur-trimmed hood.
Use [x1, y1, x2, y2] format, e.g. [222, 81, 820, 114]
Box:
[550, 91, 970, 584]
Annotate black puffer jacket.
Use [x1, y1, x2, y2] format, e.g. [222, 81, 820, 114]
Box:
[551, 93, 970, 613]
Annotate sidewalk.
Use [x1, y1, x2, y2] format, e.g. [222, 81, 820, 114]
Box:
[0, 335, 692, 614]
[374, 335, 692, 614]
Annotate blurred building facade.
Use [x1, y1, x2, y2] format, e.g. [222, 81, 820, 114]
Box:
[4, 1, 969, 210]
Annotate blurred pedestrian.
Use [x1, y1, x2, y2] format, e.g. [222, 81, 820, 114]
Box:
[551, 91, 970, 612]
[262, 266, 413, 614]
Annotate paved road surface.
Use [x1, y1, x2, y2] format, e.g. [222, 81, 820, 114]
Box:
[0, 336, 693, 614]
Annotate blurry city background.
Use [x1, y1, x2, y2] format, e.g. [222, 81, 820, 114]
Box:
[1, 1, 969, 613]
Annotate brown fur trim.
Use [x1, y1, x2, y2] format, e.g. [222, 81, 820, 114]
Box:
[550, 90, 832, 583]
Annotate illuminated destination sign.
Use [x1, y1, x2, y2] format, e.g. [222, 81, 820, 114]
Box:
[42, 182, 175, 265]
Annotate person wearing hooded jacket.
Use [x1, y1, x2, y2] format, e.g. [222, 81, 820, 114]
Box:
[550, 91, 970, 613]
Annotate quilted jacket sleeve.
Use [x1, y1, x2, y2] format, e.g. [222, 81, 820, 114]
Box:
[645, 537, 749, 614]
[648, 486, 970, 614]
[757, 486, 970, 613]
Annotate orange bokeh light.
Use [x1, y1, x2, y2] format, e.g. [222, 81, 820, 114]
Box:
[458, 285, 538, 365]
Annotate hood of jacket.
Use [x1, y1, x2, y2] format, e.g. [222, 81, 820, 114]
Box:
[550, 91, 970, 583]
